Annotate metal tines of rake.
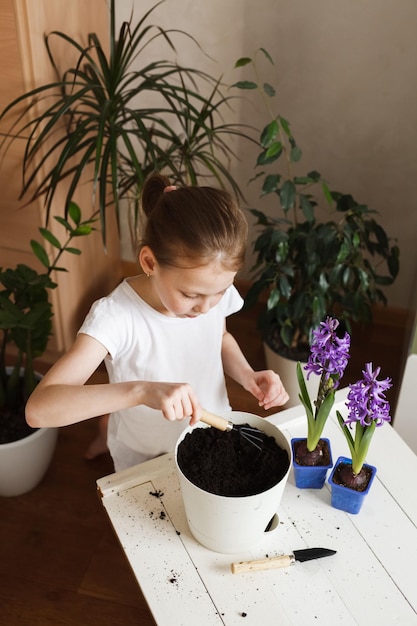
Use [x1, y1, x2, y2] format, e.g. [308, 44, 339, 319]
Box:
[200, 409, 265, 451]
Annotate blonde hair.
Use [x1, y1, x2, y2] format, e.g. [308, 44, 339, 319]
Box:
[139, 173, 248, 271]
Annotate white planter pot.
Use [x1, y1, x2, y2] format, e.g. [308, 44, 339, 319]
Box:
[0, 368, 58, 497]
[175, 411, 292, 554]
[0, 426, 58, 497]
[263, 341, 319, 409]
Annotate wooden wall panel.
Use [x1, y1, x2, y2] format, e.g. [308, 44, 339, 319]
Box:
[0, 0, 122, 362]
[0, 0, 41, 253]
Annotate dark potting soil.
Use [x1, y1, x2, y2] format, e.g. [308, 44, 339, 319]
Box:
[264, 327, 310, 362]
[293, 438, 332, 466]
[0, 375, 38, 444]
[177, 424, 289, 497]
[0, 403, 37, 445]
[332, 461, 373, 492]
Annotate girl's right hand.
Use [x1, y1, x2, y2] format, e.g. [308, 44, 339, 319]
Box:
[142, 381, 201, 425]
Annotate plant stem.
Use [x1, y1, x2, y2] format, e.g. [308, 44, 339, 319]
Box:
[253, 51, 295, 189]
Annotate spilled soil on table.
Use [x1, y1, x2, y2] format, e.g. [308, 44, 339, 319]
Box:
[177, 424, 289, 497]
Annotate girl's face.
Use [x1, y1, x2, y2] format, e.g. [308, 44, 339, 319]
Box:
[140, 249, 236, 318]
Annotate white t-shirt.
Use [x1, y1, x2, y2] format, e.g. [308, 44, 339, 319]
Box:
[79, 278, 243, 470]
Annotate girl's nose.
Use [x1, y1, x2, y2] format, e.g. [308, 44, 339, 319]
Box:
[193, 297, 211, 314]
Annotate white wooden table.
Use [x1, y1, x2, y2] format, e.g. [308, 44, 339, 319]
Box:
[97, 390, 417, 626]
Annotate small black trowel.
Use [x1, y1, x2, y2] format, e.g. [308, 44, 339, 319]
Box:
[231, 547, 337, 573]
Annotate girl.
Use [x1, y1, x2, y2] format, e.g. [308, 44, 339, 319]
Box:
[26, 174, 289, 471]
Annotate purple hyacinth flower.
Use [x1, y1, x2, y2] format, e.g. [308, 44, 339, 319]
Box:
[345, 362, 392, 427]
[304, 317, 351, 389]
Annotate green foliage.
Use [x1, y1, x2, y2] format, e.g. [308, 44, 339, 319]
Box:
[234, 49, 400, 352]
[297, 361, 335, 451]
[0, 204, 95, 410]
[0, 0, 251, 245]
[336, 410, 376, 475]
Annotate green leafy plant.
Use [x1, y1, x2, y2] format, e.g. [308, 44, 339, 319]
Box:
[0, 0, 250, 244]
[0, 203, 95, 442]
[234, 49, 399, 357]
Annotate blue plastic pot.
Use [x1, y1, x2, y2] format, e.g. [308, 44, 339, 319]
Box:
[328, 456, 377, 514]
[291, 438, 333, 489]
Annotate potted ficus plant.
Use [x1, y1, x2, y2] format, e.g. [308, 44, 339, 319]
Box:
[233, 49, 399, 403]
[293, 317, 351, 488]
[0, 0, 250, 247]
[0, 203, 95, 497]
[329, 363, 392, 514]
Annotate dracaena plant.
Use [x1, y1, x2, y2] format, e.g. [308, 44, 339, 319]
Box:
[233, 49, 399, 357]
[0, 203, 94, 442]
[296, 317, 350, 461]
[0, 0, 250, 245]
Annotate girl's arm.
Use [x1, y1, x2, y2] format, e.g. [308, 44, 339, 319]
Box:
[26, 333, 201, 428]
[221, 324, 289, 410]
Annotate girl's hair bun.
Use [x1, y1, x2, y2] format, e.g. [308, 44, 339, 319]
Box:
[141, 173, 171, 217]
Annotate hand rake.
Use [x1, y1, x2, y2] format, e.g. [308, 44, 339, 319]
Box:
[200, 409, 265, 451]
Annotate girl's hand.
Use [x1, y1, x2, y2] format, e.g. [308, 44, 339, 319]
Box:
[243, 370, 289, 410]
[142, 381, 201, 425]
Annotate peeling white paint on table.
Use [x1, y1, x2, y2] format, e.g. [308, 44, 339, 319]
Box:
[97, 390, 417, 626]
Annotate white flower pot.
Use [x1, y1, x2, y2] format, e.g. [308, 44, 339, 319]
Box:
[0, 367, 58, 497]
[175, 411, 292, 554]
[0, 425, 58, 497]
[263, 341, 319, 409]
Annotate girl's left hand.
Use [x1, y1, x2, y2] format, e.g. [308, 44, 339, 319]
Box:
[243, 370, 289, 410]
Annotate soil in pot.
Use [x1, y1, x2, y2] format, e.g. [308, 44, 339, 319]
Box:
[0, 389, 37, 444]
[293, 438, 331, 466]
[177, 424, 290, 497]
[264, 326, 310, 362]
[331, 461, 373, 492]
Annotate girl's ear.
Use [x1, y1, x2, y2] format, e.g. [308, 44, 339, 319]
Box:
[139, 246, 157, 276]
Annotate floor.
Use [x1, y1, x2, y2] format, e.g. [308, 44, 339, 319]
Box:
[0, 305, 408, 625]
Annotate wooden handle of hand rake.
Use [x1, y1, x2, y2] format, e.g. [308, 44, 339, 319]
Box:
[200, 409, 233, 432]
